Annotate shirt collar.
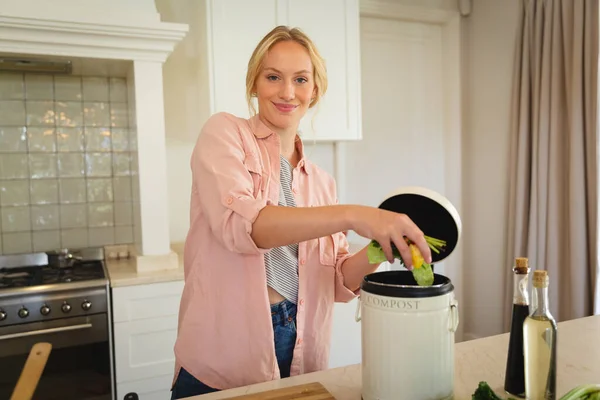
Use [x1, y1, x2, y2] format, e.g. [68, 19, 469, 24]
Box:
[250, 114, 312, 175]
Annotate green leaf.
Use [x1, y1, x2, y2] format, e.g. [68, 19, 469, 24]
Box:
[367, 240, 402, 264]
[366, 241, 388, 264]
[412, 262, 434, 286]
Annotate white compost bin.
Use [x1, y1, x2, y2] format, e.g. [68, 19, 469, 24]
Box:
[356, 271, 459, 400]
[356, 186, 462, 400]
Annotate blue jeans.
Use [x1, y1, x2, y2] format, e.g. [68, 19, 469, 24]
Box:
[170, 299, 297, 399]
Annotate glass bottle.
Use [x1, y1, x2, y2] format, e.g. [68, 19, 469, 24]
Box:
[523, 270, 557, 400]
[504, 257, 530, 398]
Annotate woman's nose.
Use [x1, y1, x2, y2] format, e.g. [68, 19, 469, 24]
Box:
[279, 81, 295, 101]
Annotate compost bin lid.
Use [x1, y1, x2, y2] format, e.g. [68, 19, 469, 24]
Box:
[378, 186, 462, 264]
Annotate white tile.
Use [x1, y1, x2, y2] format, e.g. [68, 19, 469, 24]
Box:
[111, 128, 129, 152]
[0, 180, 29, 206]
[33, 230, 60, 251]
[85, 153, 112, 177]
[110, 102, 128, 128]
[56, 127, 84, 152]
[88, 203, 114, 227]
[0, 100, 26, 125]
[27, 127, 56, 152]
[112, 153, 131, 176]
[59, 178, 86, 203]
[31, 204, 60, 230]
[25, 74, 53, 100]
[114, 202, 133, 225]
[29, 154, 57, 179]
[83, 77, 109, 102]
[54, 76, 82, 101]
[59, 204, 87, 228]
[109, 78, 128, 102]
[1, 206, 31, 232]
[0, 154, 29, 179]
[0, 126, 27, 152]
[115, 226, 133, 244]
[84, 127, 111, 152]
[57, 153, 85, 178]
[112, 177, 132, 202]
[2, 232, 32, 254]
[26, 101, 55, 126]
[60, 228, 88, 248]
[87, 178, 113, 202]
[0, 73, 25, 100]
[56, 101, 83, 127]
[83, 102, 110, 127]
[129, 129, 137, 151]
[30, 179, 59, 204]
[88, 226, 114, 246]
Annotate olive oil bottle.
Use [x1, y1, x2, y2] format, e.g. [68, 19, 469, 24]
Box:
[504, 257, 530, 398]
[523, 270, 557, 400]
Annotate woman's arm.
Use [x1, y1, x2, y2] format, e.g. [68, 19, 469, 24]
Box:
[250, 204, 352, 248]
[339, 246, 382, 292]
[252, 204, 431, 269]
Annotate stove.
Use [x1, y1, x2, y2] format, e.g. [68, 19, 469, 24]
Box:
[0, 248, 114, 400]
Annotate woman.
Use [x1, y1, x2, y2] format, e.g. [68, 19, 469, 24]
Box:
[170, 25, 431, 399]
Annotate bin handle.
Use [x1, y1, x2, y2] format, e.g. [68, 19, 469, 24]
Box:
[449, 299, 459, 332]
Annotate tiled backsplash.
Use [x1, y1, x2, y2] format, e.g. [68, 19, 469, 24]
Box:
[0, 71, 137, 255]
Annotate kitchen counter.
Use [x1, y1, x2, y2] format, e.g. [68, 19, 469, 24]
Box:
[105, 242, 185, 287]
[191, 315, 600, 399]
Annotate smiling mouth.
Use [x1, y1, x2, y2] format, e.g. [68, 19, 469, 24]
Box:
[273, 102, 298, 113]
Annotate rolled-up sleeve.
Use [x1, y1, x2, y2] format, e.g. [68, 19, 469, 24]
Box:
[192, 113, 271, 255]
[333, 230, 360, 302]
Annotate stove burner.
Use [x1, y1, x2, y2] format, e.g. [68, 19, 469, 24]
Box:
[0, 261, 105, 289]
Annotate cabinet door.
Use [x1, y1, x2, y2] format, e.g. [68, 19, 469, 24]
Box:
[205, 0, 361, 141]
[206, 0, 284, 119]
[283, 0, 362, 141]
[112, 280, 184, 386]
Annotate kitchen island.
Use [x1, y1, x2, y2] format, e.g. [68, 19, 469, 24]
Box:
[190, 315, 600, 399]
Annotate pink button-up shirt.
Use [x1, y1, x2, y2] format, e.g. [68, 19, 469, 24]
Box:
[173, 112, 358, 391]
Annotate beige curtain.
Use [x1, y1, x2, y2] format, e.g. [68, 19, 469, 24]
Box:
[504, 0, 598, 329]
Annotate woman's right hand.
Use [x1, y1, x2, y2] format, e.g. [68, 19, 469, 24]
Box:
[347, 205, 431, 268]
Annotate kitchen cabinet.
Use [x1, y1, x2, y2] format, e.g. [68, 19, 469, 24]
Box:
[111, 280, 184, 400]
[202, 0, 362, 141]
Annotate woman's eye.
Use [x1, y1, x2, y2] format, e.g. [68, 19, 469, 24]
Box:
[295, 77, 308, 84]
[267, 75, 279, 81]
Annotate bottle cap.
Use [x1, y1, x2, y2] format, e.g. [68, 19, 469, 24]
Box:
[532, 269, 549, 288]
[513, 257, 529, 274]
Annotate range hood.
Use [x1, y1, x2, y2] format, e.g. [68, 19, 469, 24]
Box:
[0, 0, 187, 62]
[0, 0, 189, 272]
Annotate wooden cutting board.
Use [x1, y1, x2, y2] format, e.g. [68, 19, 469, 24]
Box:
[224, 382, 335, 399]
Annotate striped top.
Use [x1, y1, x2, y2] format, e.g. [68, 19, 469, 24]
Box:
[264, 155, 299, 304]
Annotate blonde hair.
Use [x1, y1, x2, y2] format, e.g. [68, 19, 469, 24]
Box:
[245, 26, 328, 116]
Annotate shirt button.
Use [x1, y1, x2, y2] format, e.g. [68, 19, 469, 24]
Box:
[299, 299, 305, 306]
[292, 188, 298, 194]
[226, 196, 233, 205]
[300, 259, 306, 265]
[297, 338, 303, 345]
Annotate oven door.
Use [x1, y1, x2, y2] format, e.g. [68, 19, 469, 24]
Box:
[0, 313, 111, 400]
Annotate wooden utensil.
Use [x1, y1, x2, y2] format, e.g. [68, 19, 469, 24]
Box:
[224, 382, 335, 399]
[10, 342, 52, 400]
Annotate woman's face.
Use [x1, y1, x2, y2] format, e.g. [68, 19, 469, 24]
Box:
[255, 40, 316, 133]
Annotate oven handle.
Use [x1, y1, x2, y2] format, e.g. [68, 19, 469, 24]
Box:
[0, 323, 93, 341]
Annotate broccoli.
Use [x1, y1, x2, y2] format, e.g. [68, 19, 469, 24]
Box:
[471, 382, 516, 400]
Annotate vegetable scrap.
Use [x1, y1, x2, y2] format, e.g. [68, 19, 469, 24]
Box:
[366, 235, 446, 287]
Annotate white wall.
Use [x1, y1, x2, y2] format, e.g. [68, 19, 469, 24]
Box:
[461, 0, 520, 340]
